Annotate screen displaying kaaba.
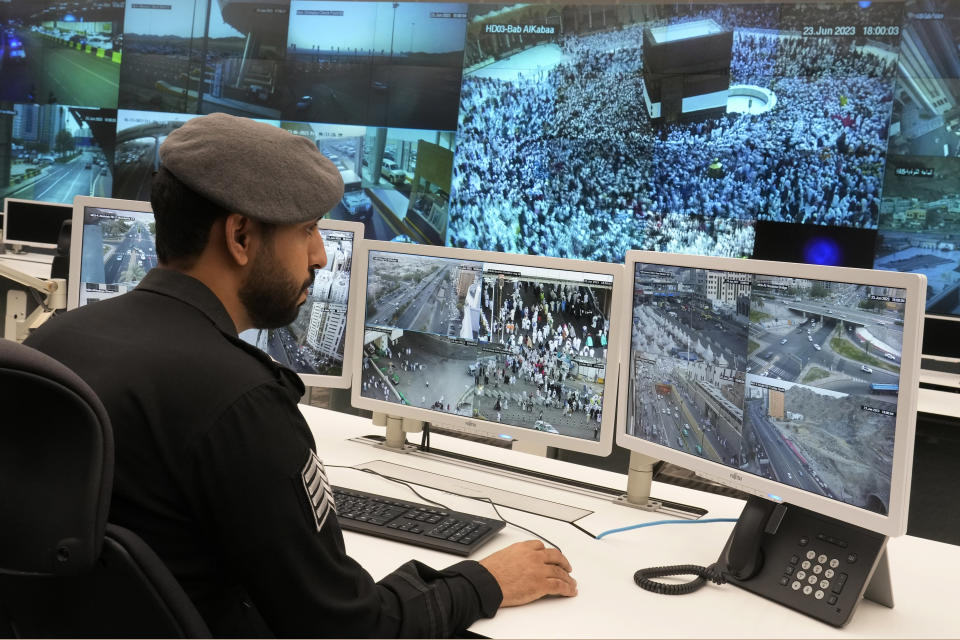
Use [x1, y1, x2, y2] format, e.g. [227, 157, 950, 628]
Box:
[2, 0, 959, 316]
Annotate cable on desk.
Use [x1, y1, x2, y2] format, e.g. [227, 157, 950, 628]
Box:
[328, 465, 563, 553]
[589, 519, 737, 596]
[569, 520, 599, 540]
[418, 423, 431, 452]
[633, 563, 727, 595]
[595, 518, 737, 539]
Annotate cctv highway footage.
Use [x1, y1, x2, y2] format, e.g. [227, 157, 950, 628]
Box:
[361, 251, 614, 440]
[243, 231, 355, 377]
[626, 263, 907, 515]
[78, 207, 158, 306]
[0, 0, 122, 108]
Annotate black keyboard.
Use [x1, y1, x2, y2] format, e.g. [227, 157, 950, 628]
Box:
[332, 486, 505, 556]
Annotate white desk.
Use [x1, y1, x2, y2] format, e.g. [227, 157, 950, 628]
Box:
[0, 252, 53, 280]
[301, 404, 960, 638]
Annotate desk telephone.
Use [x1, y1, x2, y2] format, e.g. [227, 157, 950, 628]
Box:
[634, 497, 893, 627]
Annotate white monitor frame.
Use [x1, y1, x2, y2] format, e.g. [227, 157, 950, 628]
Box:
[615, 251, 926, 537]
[2, 197, 72, 250]
[279, 218, 365, 389]
[70, 198, 364, 389]
[350, 240, 627, 456]
[68, 196, 155, 310]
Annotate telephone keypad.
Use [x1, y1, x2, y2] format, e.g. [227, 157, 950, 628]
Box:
[781, 537, 858, 606]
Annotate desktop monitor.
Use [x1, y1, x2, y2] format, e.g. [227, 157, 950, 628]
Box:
[67, 196, 156, 309]
[616, 251, 926, 538]
[68, 196, 364, 388]
[350, 240, 626, 456]
[239, 219, 365, 389]
[2, 198, 73, 250]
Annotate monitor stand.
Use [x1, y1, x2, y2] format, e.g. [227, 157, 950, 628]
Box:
[4, 290, 27, 342]
[372, 412, 424, 451]
[358, 414, 707, 521]
[613, 451, 665, 512]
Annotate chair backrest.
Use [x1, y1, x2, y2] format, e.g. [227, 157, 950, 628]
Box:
[0, 337, 112, 575]
[50, 218, 72, 281]
[0, 338, 210, 638]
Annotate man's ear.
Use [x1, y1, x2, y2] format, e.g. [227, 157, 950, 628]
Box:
[224, 213, 254, 267]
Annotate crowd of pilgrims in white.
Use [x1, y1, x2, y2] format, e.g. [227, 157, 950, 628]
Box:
[449, 4, 898, 263]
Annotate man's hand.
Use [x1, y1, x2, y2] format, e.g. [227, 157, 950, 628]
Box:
[479, 540, 577, 607]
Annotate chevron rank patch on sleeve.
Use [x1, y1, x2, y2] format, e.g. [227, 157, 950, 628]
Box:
[301, 450, 336, 531]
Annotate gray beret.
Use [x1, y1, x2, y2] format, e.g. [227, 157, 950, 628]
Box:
[158, 113, 344, 224]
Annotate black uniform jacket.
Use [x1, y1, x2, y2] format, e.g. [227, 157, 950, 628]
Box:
[25, 268, 501, 638]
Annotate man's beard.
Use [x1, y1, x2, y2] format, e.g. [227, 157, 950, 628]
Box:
[239, 242, 313, 329]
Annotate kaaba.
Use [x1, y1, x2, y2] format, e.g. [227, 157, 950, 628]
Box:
[642, 19, 733, 123]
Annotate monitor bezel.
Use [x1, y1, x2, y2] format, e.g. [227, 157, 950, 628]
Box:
[350, 239, 627, 456]
[615, 250, 926, 537]
[921, 314, 960, 360]
[2, 197, 73, 250]
[69, 198, 363, 389]
[68, 196, 155, 311]
[288, 218, 365, 389]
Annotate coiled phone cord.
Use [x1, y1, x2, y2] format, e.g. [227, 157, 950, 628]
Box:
[633, 563, 727, 595]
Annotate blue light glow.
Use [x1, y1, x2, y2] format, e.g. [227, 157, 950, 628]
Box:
[803, 237, 843, 266]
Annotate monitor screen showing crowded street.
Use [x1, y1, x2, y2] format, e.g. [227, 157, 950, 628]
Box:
[626, 262, 909, 515]
[241, 229, 356, 379]
[361, 250, 614, 440]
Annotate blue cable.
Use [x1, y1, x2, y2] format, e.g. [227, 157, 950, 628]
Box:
[595, 518, 738, 539]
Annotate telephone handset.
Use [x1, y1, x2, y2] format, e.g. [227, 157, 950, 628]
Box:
[633, 496, 893, 627]
[721, 496, 778, 580]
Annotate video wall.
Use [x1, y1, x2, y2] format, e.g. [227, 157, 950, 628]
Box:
[2, 0, 960, 314]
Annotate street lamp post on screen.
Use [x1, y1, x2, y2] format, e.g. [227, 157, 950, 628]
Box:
[389, 2, 399, 59]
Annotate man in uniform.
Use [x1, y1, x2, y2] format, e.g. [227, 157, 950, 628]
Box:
[25, 114, 576, 637]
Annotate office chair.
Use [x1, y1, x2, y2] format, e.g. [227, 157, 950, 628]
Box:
[0, 338, 211, 638]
